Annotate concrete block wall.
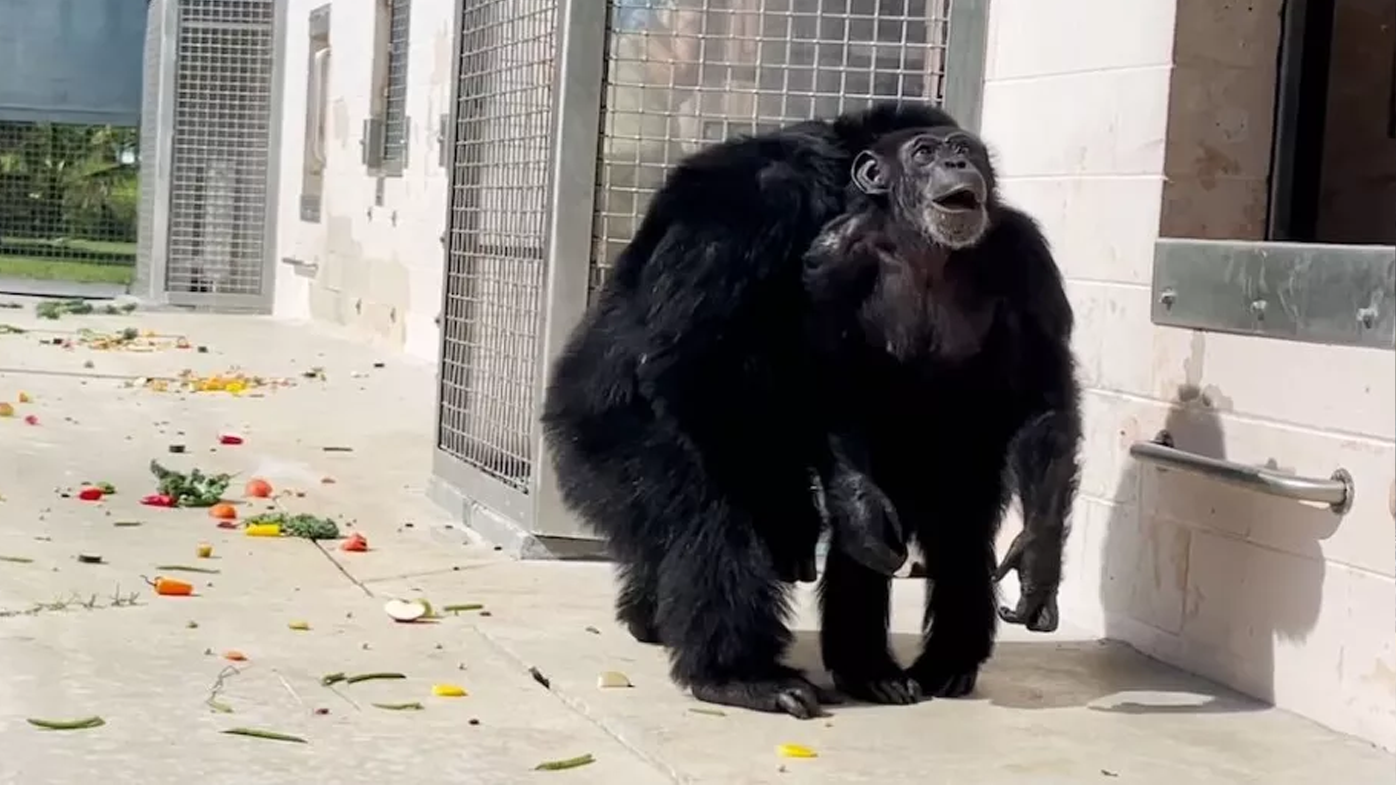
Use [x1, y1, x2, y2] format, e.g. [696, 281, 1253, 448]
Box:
[981, 0, 1396, 751]
[272, 0, 457, 362]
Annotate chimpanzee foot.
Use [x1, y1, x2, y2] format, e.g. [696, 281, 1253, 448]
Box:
[624, 618, 661, 645]
[831, 668, 923, 705]
[690, 671, 829, 719]
[907, 660, 980, 698]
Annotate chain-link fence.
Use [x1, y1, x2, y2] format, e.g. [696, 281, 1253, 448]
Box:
[0, 122, 140, 286]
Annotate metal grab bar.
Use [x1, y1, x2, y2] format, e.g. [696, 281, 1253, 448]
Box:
[1129, 431, 1354, 515]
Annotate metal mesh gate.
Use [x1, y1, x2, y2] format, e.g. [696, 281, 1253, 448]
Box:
[137, 0, 279, 308]
[592, 0, 951, 291]
[437, 0, 560, 497]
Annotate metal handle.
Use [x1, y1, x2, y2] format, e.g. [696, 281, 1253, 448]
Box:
[1130, 431, 1354, 515]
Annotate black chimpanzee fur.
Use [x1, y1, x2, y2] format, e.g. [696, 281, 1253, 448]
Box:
[804, 125, 1081, 706]
[539, 103, 1079, 719]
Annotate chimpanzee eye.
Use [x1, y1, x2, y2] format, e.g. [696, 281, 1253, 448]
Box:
[912, 144, 934, 164]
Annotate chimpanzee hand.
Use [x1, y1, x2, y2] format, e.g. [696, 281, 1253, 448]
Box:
[992, 529, 1060, 632]
[824, 466, 907, 576]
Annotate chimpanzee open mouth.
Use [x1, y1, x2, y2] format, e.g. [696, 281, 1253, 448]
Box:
[932, 187, 981, 212]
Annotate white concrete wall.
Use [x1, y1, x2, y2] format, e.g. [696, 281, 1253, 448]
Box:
[982, 0, 1396, 751]
[272, 0, 456, 361]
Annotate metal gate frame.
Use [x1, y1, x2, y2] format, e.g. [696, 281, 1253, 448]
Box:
[135, 0, 287, 313]
[431, 0, 990, 557]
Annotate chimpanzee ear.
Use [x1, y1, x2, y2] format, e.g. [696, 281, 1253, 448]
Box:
[851, 150, 888, 195]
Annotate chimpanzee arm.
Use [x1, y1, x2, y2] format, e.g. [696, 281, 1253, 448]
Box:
[986, 208, 1082, 633]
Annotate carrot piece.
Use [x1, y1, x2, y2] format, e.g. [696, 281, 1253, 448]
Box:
[152, 576, 193, 596]
[244, 478, 273, 498]
[209, 503, 237, 520]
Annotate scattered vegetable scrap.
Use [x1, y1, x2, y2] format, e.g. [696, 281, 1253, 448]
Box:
[155, 564, 220, 574]
[0, 555, 35, 564]
[0, 402, 12, 417]
[244, 512, 339, 540]
[220, 727, 307, 744]
[596, 671, 632, 689]
[534, 754, 596, 772]
[76, 554, 104, 565]
[245, 523, 281, 537]
[384, 599, 429, 623]
[218, 434, 244, 445]
[371, 702, 424, 711]
[432, 684, 467, 698]
[147, 576, 193, 596]
[688, 707, 727, 717]
[196, 543, 213, 558]
[136, 369, 296, 395]
[287, 620, 311, 631]
[27, 716, 106, 731]
[150, 460, 231, 507]
[224, 651, 248, 662]
[443, 603, 483, 614]
[114, 521, 143, 527]
[141, 494, 175, 508]
[0, 323, 24, 334]
[776, 744, 817, 759]
[208, 700, 234, 714]
[23, 415, 37, 426]
[344, 672, 405, 685]
[319, 673, 346, 686]
[244, 478, 273, 498]
[17, 392, 29, 403]
[341, 533, 368, 552]
[209, 503, 237, 521]
[77, 487, 104, 502]
[36, 298, 135, 320]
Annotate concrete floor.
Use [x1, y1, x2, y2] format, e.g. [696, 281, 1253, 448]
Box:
[0, 300, 1391, 785]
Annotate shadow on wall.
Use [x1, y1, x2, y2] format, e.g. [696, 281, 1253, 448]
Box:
[1097, 385, 1338, 712]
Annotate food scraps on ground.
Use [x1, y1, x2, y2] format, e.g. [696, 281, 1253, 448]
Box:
[137, 369, 296, 395]
[0, 402, 12, 417]
[147, 576, 194, 596]
[243, 512, 339, 540]
[196, 543, 213, 558]
[141, 493, 176, 507]
[220, 727, 307, 744]
[443, 603, 483, 614]
[340, 532, 368, 552]
[149, 460, 231, 507]
[209, 503, 237, 520]
[245, 523, 281, 537]
[218, 434, 244, 445]
[384, 599, 430, 623]
[431, 684, 467, 698]
[76, 554, 104, 564]
[244, 478, 273, 498]
[596, 671, 633, 689]
[77, 487, 104, 502]
[17, 392, 29, 403]
[155, 564, 220, 574]
[534, 754, 596, 772]
[287, 620, 311, 631]
[36, 298, 136, 320]
[208, 700, 234, 714]
[224, 651, 248, 662]
[776, 744, 818, 759]
[344, 672, 405, 685]
[371, 701, 424, 711]
[26, 716, 106, 731]
[0, 555, 34, 564]
[114, 520, 143, 527]
[319, 673, 346, 686]
[688, 707, 727, 717]
[23, 414, 37, 425]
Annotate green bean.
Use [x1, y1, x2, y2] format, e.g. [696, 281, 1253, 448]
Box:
[534, 754, 596, 771]
[27, 716, 105, 730]
[319, 672, 346, 686]
[154, 564, 221, 574]
[345, 672, 406, 685]
[0, 555, 34, 564]
[371, 701, 424, 711]
[443, 603, 485, 613]
[221, 727, 307, 743]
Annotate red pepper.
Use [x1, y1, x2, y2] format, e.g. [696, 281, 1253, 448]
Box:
[77, 487, 104, 501]
[23, 415, 38, 426]
[341, 533, 369, 552]
[218, 434, 244, 445]
[141, 493, 176, 507]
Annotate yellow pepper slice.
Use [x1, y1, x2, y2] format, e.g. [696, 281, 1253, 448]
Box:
[776, 743, 817, 758]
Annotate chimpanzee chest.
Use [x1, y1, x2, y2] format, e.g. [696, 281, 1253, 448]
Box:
[861, 273, 998, 365]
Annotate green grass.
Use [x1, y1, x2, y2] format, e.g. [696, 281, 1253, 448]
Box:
[0, 255, 134, 285]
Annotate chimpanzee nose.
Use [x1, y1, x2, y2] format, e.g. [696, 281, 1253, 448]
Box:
[943, 156, 968, 170]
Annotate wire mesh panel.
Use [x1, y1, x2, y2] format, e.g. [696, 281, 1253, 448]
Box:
[164, 0, 277, 298]
[591, 0, 951, 292]
[382, 0, 413, 168]
[0, 123, 140, 287]
[438, 0, 559, 493]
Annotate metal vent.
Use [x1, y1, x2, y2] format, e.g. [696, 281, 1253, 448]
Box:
[382, 0, 412, 169]
[164, 0, 276, 296]
[590, 0, 952, 293]
[437, 0, 559, 492]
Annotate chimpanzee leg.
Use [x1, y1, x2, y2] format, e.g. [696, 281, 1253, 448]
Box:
[819, 545, 921, 704]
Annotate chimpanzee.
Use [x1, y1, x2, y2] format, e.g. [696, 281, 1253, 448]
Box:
[804, 124, 1081, 705]
[540, 104, 1077, 719]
